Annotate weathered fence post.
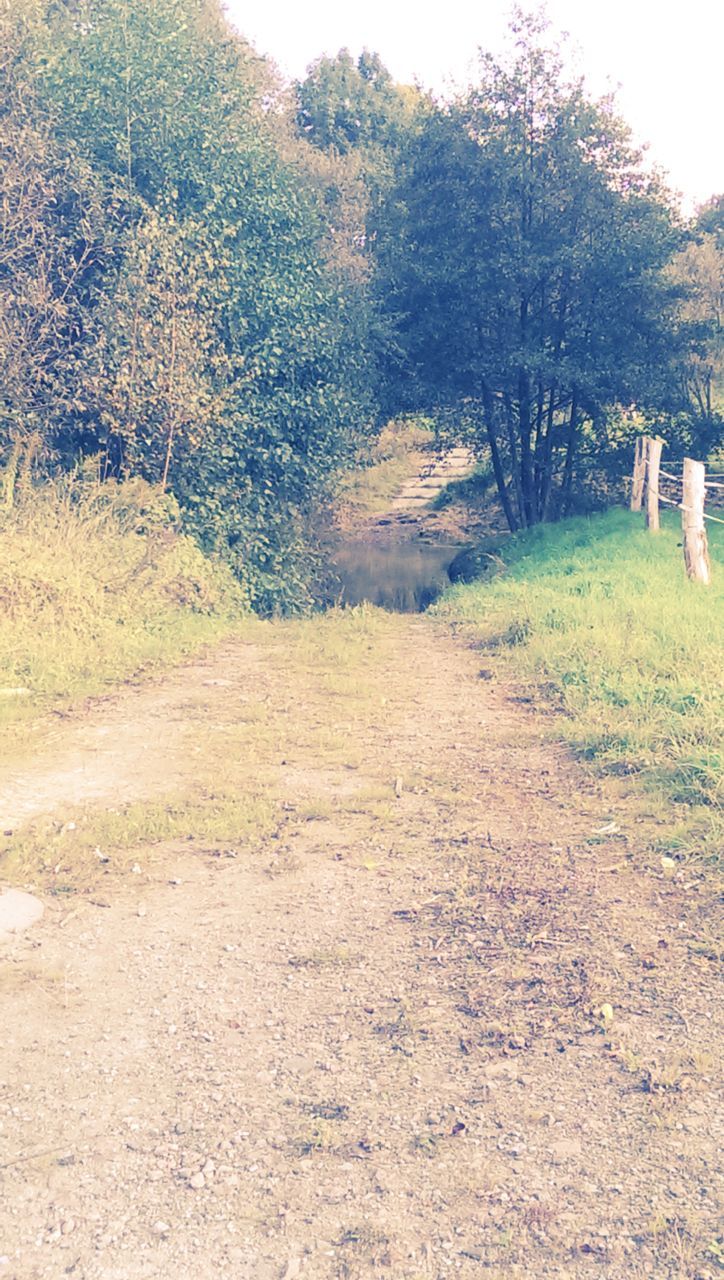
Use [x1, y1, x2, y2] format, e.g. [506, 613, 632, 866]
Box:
[682, 458, 711, 584]
[645, 437, 663, 531]
[630, 436, 647, 511]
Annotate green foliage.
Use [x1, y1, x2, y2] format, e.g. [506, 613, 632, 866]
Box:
[2, 0, 721, 619]
[667, 218, 724, 456]
[431, 463, 494, 511]
[436, 510, 723, 857]
[0, 3, 112, 456]
[379, 12, 682, 531]
[0, 475, 245, 715]
[296, 48, 415, 162]
[2, 0, 374, 611]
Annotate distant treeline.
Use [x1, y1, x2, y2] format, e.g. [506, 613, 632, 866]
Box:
[1, 1, 722, 607]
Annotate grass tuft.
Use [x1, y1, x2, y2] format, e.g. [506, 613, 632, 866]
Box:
[3, 790, 275, 892]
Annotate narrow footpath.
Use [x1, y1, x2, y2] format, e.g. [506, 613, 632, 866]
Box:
[0, 610, 721, 1280]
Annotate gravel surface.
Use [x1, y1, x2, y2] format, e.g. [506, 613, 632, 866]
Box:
[1, 615, 721, 1279]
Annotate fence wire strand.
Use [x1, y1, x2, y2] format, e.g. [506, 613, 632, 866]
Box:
[655, 492, 724, 524]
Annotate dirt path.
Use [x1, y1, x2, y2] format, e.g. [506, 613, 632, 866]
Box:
[389, 448, 476, 511]
[0, 613, 721, 1280]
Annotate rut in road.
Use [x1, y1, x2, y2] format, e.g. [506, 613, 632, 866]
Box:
[0, 611, 721, 1280]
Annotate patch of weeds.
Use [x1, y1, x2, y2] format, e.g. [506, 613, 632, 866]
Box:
[645, 1215, 703, 1278]
[263, 849, 301, 877]
[432, 463, 494, 511]
[296, 800, 336, 822]
[336, 1224, 390, 1250]
[1, 789, 275, 890]
[410, 1131, 440, 1158]
[373, 1000, 424, 1059]
[300, 1101, 349, 1121]
[640, 1051, 712, 1097]
[687, 937, 721, 962]
[0, 478, 245, 726]
[0, 961, 65, 998]
[342, 784, 397, 819]
[436, 509, 724, 871]
[294, 1118, 343, 1156]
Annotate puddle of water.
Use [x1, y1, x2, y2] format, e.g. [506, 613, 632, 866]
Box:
[326, 539, 460, 613]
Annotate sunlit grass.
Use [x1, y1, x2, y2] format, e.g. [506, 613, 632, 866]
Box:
[4, 789, 276, 892]
[2, 602, 400, 888]
[335, 418, 434, 516]
[436, 509, 724, 863]
[0, 478, 245, 727]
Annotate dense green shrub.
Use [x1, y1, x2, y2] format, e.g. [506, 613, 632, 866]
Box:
[1, 0, 374, 611]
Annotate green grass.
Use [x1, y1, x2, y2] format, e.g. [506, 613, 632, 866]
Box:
[436, 509, 723, 861]
[2, 790, 275, 892]
[336, 418, 434, 516]
[0, 476, 245, 726]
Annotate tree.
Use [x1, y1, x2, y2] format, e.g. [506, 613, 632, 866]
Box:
[296, 48, 411, 161]
[0, 1, 113, 476]
[2, 0, 373, 609]
[379, 12, 680, 528]
[669, 235, 723, 447]
[664, 199, 724, 456]
[295, 49, 423, 447]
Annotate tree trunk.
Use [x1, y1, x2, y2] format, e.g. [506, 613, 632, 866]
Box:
[532, 379, 545, 509]
[503, 391, 525, 526]
[517, 367, 535, 526]
[482, 381, 518, 533]
[538, 384, 557, 520]
[558, 392, 579, 518]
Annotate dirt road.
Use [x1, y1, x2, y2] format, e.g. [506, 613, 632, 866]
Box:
[1, 611, 721, 1279]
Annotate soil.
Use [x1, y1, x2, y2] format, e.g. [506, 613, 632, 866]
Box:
[0, 606, 721, 1280]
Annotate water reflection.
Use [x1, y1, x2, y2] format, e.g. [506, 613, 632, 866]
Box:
[327, 539, 460, 613]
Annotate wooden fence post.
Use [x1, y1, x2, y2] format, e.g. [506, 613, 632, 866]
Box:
[645, 437, 663, 531]
[682, 458, 711, 584]
[630, 437, 647, 511]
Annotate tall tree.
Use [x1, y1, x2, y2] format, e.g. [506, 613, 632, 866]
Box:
[0, 1, 113, 471]
[3, 0, 373, 609]
[380, 13, 679, 528]
[665, 199, 724, 455]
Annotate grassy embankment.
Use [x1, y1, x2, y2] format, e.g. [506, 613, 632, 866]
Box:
[0, 478, 245, 732]
[436, 508, 723, 864]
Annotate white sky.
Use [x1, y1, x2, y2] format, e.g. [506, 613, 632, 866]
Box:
[225, 0, 723, 213]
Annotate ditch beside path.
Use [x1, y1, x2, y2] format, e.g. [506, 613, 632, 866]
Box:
[0, 612, 721, 1280]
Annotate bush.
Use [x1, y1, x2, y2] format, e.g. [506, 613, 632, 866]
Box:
[0, 477, 245, 714]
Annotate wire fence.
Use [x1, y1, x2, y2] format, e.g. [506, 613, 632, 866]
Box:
[630, 437, 718, 582]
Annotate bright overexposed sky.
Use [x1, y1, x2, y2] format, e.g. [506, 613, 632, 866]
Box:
[225, 0, 723, 213]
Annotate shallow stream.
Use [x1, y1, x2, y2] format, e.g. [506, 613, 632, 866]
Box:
[326, 537, 462, 612]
